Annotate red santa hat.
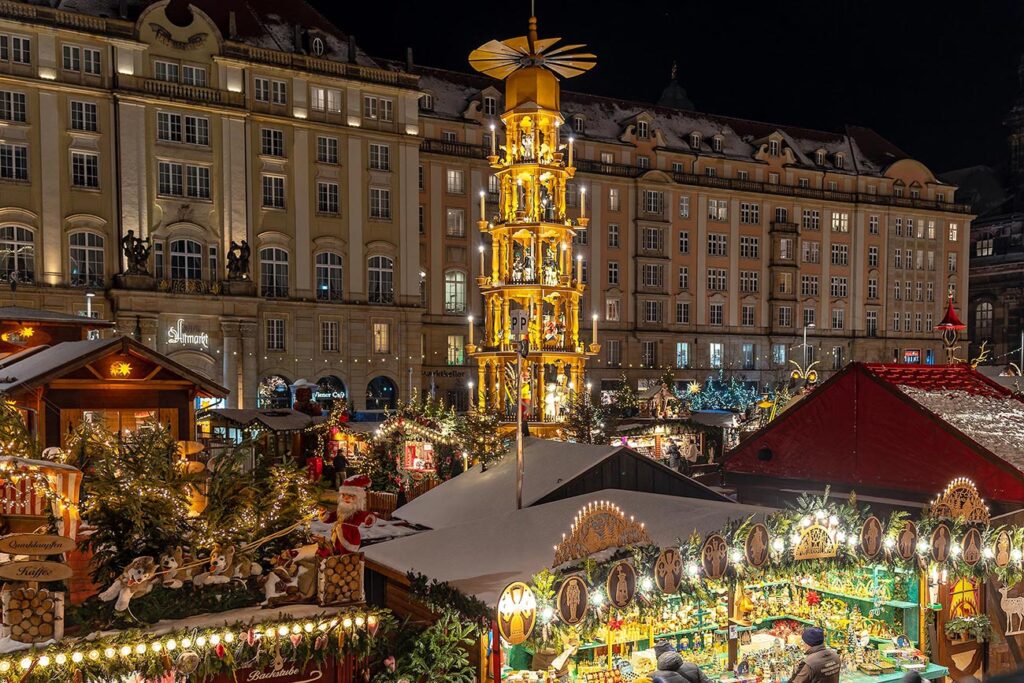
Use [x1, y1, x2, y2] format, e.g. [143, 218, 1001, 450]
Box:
[338, 474, 371, 511]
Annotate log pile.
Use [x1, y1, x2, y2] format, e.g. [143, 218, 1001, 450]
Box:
[3, 587, 64, 644]
[318, 553, 364, 606]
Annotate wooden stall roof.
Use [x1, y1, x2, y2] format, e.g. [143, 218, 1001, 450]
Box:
[0, 336, 227, 397]
[200, 408, 325, 432]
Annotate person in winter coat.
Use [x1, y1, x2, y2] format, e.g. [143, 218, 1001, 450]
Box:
[789, 627, 841, 683]
[651, 651, 713, 683]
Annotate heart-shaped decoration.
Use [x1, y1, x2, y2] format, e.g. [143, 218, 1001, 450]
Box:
[367, 616, 379, 637]
[215, 643, 226, 659]
[246, 629, 256, 646]
[289, 633, 302, 648]
[314, 635, 328, 651]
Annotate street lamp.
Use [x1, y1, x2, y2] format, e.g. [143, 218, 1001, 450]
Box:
[803, 323, 815, 368]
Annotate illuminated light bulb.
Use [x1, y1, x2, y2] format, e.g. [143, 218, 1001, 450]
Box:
[181, 638, 193, 649]
[104, 647, 116, 659]
[1012, 548, 1023, 563]
[950, 543, 962, 556]
[771, 538, 785, 552]
[342, 618, 353, 629]
[590, 591, 605, 606]
[135, 643, 147, 654]
[55, 654, 67, 665]
[0, 661, 9, 673]
[640, 577, 654, 592]
[815, 510, 826, 521]
[330, 618, 339, 628]
[367, 615, 377, 627]
[291, 624, 301, 634]
[317, 623, 328, 632]
[19, 657, 32, 670]
[166, 639, 177, 651]
[847, 536, 857, 549]
[210, 634, 220, 645]
[71, 653, 84, 664]
[119, 646, 131, 657]
[151, 642, 162, 653]
[278, 626, 289, 637]
[88, 650, 100, 661]
[884, 537, 896, 549]
[790, 532, 801, 546]
[836, 531, 847, 543]
[303, 623, 314, 633]
[540, 606, 555, 623]
[730, 549, 743, 564]
[828, 515, 838, 527]
[800, 517, 811, 527]
[355, 616, 365, 628]
[917, 540, 929, 555]
[686, 563, 700, 577]
[38, 656, 49, 667]
[195, 636, 207, 648]
[224, 632, 235, 643]
[983, 547, 994, 559]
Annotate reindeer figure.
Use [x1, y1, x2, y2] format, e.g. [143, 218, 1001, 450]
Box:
[970, 340, 991, 370]
[999, 584, 1024, 636]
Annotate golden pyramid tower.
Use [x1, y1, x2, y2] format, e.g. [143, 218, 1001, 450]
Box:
[467, 16, 598, 430]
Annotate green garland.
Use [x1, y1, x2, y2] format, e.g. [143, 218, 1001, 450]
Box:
[3, 609, 393, 683]
[406, 571, 491, 626]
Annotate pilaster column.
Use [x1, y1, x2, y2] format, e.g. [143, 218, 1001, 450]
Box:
[221, 320, 240, 407]
[240, 321, 258, 409]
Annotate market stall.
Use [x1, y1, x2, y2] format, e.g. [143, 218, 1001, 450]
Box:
[492, 479, 1017, 683]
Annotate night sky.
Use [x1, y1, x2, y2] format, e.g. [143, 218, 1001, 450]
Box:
[322, 0, 1023, 175]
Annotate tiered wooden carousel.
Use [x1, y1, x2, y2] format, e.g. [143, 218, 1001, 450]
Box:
[467, 17, 599, 435]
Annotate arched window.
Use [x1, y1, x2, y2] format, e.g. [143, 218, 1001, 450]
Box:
[444, 270, 466, 313]
[170, 238, 202, 282]
[260, 247, 289, 298]
[0, 226, 34, 283]
[315, 251, 343, 302]
[976, 302, 993, 339]
[366, 375, 397, 410]
[367, 255, 393, 304]
[69, 232, 104, 287]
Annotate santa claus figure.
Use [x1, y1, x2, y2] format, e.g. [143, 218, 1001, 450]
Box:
[330, 475, 376, 555]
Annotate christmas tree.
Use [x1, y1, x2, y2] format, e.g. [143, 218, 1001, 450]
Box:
[557, 390, 614, 444]
[457, 408, 508, 469]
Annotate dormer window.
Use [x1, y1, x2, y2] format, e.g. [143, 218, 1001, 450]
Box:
[572, 115, 585, 134]
[768, 139, 780, 156]
[419, 93, 434, 111]
[636, 120, 649, 139]
[483, 96, 497, 116]
[835, 152, 845, 169]
[712, 136, 722, 152]
[690, 132, 701, 149]
[816, 150, 826, 165]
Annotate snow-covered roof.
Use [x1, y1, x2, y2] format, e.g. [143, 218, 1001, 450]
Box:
[0, 336, 227, 396]
[898, 386, 1024, 471]
[0, 307, 114, 327]
[393, 438, 622, 528]
[393, 61, 912, 176]
[202, 408, 318, 432]
[366, 489, 768, 605]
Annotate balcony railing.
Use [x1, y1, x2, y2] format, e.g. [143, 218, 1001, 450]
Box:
[260, 284, 289, 299]
[222, 45, 420, 91]
[116, 74, 246, 108]
[420, 139, 487, 159]
[418, 140, 972, 214]
[771, 221, 799, 233]
[160, 278, 218, 295]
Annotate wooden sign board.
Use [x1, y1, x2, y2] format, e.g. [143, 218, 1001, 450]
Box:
[895, 521, 917, 562]
[962, 528, 983, 566]
[0, 561, 73, 582]
[606, 561, 636, 609]
[496, 581, 536, 646]
[745, 524, 770, 568]
[931, 523, 951, 563]
[861, 516, 883, 559]
[0, 534, 75, 556]
[556, 575, 588, 626]
[701, 534, 728, 580]
[654, 548, 683, 594]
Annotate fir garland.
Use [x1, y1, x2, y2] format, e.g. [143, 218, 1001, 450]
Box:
[405, 571, 491, 626]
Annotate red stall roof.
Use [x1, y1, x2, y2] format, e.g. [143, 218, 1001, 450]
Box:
[724, 362, 1024, 504]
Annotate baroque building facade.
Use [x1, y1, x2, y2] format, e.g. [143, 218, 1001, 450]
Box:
[0, 0, 973, 411]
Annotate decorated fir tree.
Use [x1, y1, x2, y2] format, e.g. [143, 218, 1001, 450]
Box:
[558, 390, 613, 444]
[456, 408, 507, 470]
[608, 373, 639, 419]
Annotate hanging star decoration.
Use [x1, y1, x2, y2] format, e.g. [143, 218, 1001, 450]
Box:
[469, 16, 597, 81]
[110, 361, 133, 378]
[686, 380, 702, 395]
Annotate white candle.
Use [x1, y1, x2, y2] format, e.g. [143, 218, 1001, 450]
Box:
[580, 186, 586, 218]
[468, 315, 474, 345]
[568, 136, 574, 167]
[479, 190, 486, 221]
[468, 381, 474, 408]
[576, 254, 582, 282]
[489, 124, 496, 156]
[478, 244, 485, 274]
[592, 313, 598, 343]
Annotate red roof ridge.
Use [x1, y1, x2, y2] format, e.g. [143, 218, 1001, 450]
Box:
[863, 362, 1018, 400]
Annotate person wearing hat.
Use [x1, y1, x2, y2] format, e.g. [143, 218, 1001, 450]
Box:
[790, 627, 841, 683]
[650, 649, 713, 683]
